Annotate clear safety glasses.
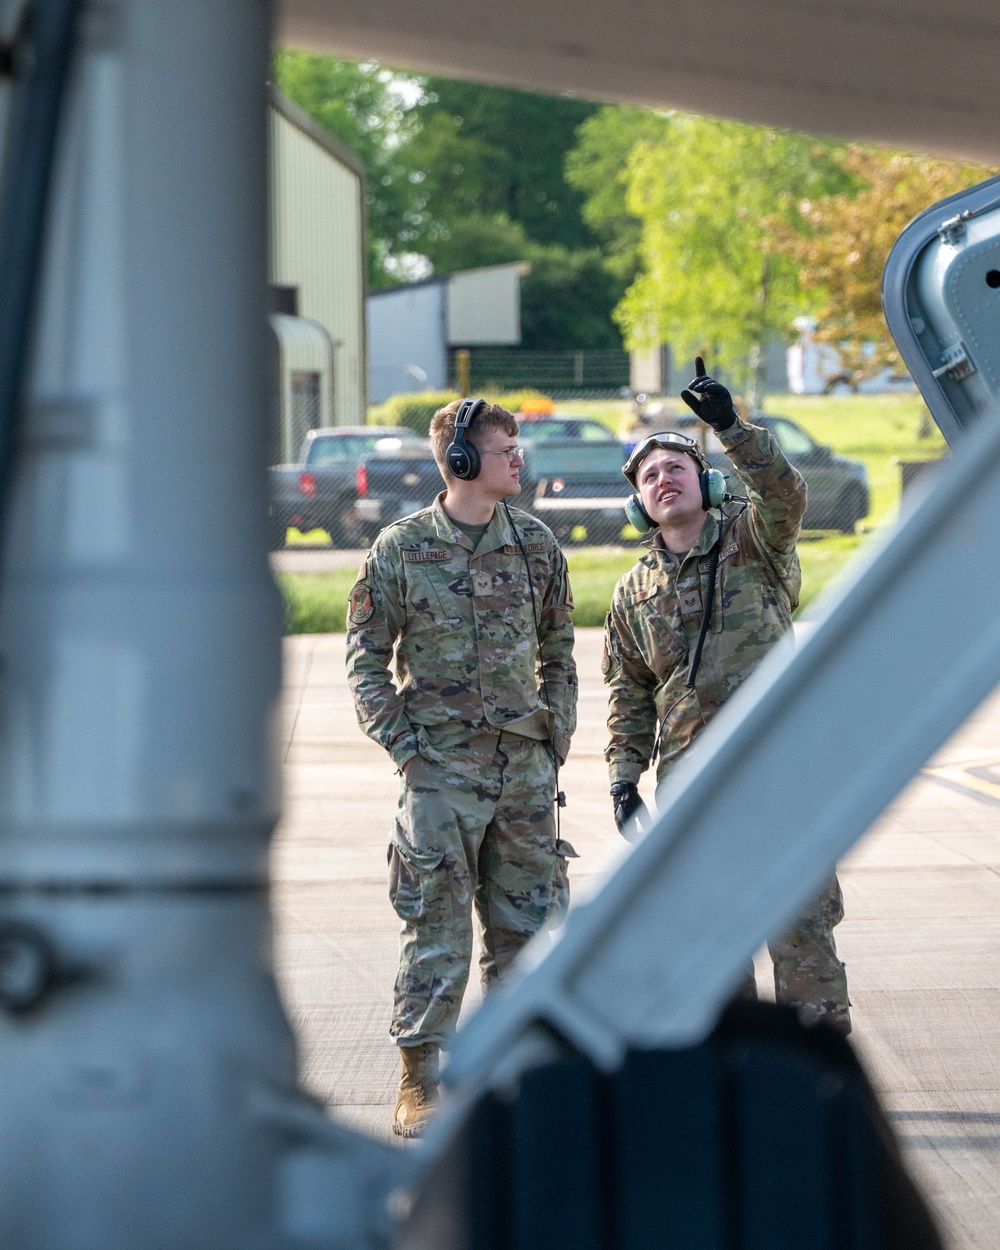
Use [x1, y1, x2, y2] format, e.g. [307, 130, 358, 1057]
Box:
[481, 446, 525, 464]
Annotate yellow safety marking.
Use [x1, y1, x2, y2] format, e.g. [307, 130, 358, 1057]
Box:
[923, 757, 1000, 803]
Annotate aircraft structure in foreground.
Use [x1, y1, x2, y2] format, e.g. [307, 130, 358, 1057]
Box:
[0, 0, 998, 1245]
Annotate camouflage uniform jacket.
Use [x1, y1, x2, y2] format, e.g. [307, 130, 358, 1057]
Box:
[346, 494, 577, 780]
[604, 418, 806, 785]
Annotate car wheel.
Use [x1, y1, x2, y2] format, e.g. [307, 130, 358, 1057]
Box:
[832, 484, 867, 534]
[325, 520, 350, 549]
[268, 517, 287, 551]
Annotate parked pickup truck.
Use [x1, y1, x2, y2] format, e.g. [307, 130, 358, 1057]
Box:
[268, 426, 426, 549]
[356, 412, 630, 545]
[517, 413, 630, 543]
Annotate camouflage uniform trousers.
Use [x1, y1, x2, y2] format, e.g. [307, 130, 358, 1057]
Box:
[388, 732, 571, 1046]
[737, 877, 851, 1034]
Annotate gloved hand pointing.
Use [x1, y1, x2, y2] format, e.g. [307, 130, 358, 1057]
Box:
[610, 782, 650, 840]
[680, 356, 737, 431]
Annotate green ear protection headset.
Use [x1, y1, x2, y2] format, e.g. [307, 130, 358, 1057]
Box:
[622, 431, 729, 533]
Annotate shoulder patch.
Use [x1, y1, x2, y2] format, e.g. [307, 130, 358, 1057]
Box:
[356, 557, 368, 581]
[402, 548, 450, 563]
[348, 582, 375, 625]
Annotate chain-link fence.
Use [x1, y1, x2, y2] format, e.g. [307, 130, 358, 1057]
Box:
[449, 347, 630, 397]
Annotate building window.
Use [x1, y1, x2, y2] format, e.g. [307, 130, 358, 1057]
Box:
[270, 285, 299, 316]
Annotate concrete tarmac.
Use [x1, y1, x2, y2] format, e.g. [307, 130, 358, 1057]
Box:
[274, 627, 1000, 1247]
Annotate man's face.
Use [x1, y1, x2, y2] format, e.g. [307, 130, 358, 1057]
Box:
[472, 426, 524, 500]
[636, 447, 703, 528]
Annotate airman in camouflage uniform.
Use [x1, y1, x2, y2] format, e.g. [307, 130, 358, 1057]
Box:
[604, 361, 850, 1034]
[346, 398, 577, 1135]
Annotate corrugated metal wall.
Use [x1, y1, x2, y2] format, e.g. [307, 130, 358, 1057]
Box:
[269, 106, 366, 425]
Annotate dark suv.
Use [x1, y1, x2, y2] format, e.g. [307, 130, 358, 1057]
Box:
[653, 412, 870, 533]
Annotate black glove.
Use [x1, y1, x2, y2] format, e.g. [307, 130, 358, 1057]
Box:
[680, 356, 737, 431]
[610, 782, 650, 838]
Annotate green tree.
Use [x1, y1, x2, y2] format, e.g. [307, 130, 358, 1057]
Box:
[565, 105, 672, 284]
[786, 146, 994, 387]
[519, 244, 624, 350]
[272, 51, 421, 288]
[408, 79, 599, 253]
[402, 80, 625, 349]
[617, 115, 851, 407]
[272, 59, 627, 347]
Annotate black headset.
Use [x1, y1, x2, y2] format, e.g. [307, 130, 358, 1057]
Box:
[446, 397, 487, 480]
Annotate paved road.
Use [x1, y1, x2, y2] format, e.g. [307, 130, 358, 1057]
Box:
[274, 628, 1000, 1246]
[271, 546, 367, 574]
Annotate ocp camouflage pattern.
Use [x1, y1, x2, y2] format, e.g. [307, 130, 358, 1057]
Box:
[603, 419, 850, 1034]
[389, 735, 575, 1043]
[604, 418, 806, 786]
[346, 495, 577, 778]
[734, 879, 851, 1035]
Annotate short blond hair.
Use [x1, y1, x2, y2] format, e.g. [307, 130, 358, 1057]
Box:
[429, 400, 519, 477]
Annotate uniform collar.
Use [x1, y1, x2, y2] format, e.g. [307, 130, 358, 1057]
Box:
[643, 510, 722, 564]
[431, 492, 515, 554]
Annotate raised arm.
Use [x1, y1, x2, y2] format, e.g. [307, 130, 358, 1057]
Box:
[717, 418, 807, 556]
[680, 358, 806, 557]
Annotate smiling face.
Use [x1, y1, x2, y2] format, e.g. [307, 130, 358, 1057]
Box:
[473, 426, 524, 501]
[636, 447, 703, 529]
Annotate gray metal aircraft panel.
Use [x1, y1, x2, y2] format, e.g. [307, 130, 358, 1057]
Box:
[278, 0, 1000, 161]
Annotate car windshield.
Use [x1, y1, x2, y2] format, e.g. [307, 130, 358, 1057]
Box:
[306, 432, 416, 464]
[765, 418, 816, 457]
[519, 418, 616, 443]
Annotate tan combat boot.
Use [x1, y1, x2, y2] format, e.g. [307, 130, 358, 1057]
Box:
[393, 1042, 439, 1139]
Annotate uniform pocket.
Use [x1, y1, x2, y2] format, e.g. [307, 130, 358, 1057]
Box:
[387, 839, 450, 922]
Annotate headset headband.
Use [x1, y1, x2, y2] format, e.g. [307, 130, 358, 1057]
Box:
[454, 397, 486, 440]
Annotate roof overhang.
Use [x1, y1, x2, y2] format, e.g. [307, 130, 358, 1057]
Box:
[276, 0, 1000, 162]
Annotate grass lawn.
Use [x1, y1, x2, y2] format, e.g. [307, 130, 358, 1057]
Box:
[279, 394, 945, 633]
[278, 535, 865, 633]
[278, 569, 357, 634]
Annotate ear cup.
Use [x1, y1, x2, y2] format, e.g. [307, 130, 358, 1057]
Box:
[624, 492, 655, 533]
[446, 397, 485, 480]
[700, 468, 727, 510]
[446, 441, 480, 480]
